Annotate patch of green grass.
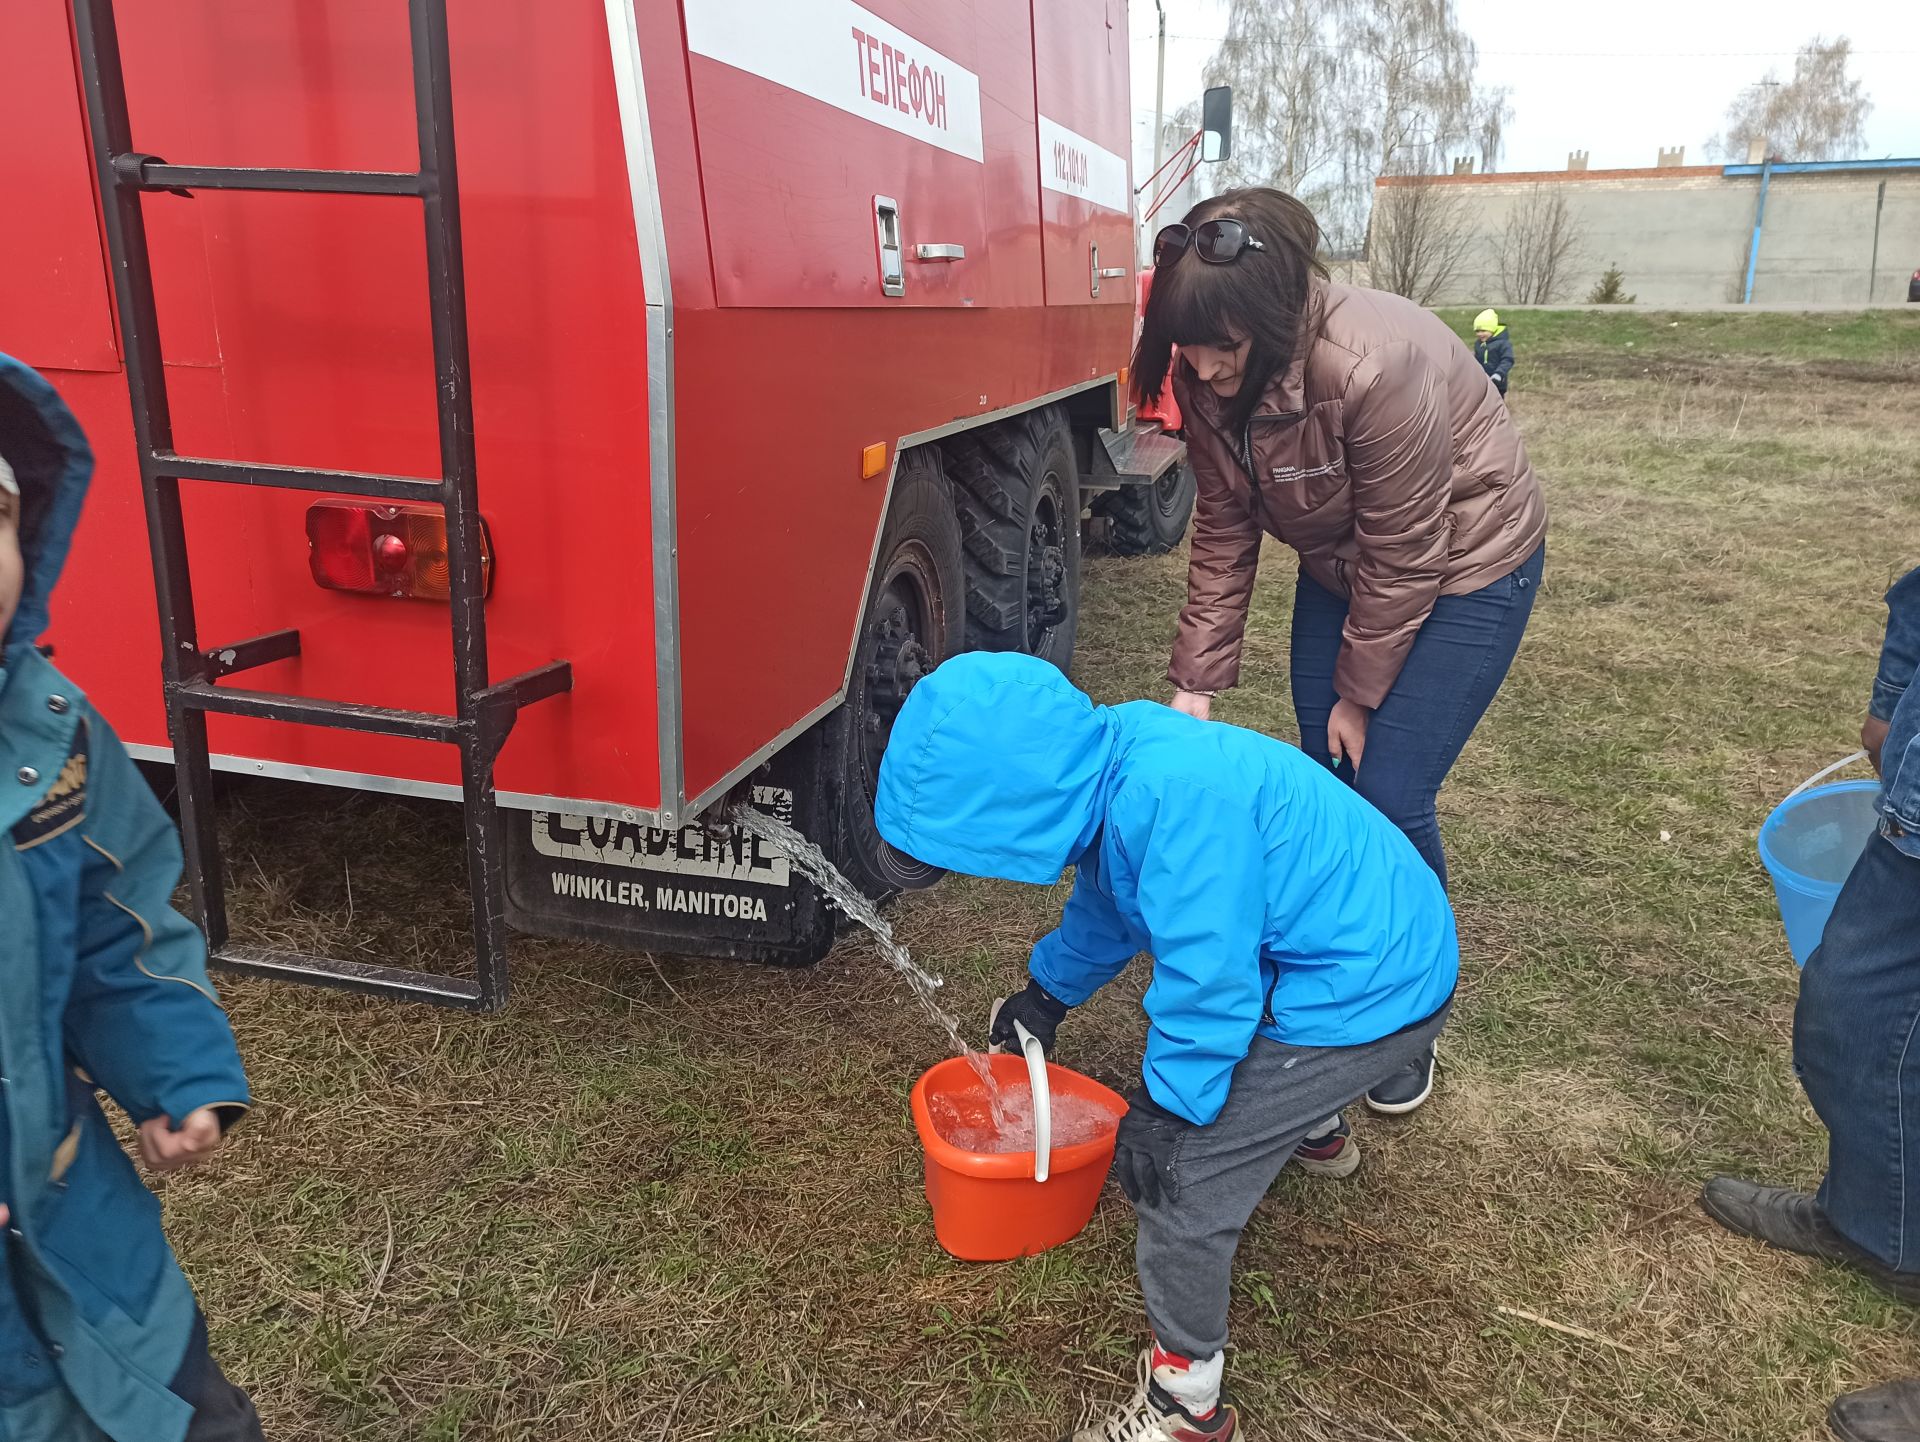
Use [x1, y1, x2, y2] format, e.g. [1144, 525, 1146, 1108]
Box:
[158, 310, 1920, 1440]
[1434, 305, 1920, 367]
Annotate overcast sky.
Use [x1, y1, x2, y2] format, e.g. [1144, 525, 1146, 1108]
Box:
[1129, 1, 1919, 175]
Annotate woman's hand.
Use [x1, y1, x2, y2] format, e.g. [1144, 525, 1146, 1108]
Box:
[1171, 690, 1213, 721]
[1864, 714, 1891, 777]
[1327, 697, 1372, 770]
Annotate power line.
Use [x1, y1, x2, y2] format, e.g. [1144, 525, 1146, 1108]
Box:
[1132, 32, 1919, 60]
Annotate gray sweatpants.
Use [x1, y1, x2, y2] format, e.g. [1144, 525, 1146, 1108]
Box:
[1135, 1005, 1450, 1359]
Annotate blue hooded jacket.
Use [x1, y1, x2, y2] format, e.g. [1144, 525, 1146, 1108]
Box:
[0, 355, 251, 1442]
[875, 653, 1458, 1125]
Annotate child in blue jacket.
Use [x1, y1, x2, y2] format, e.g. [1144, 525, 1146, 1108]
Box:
[876, 652, 1457, 1442]
[0, 355, 259, 1442]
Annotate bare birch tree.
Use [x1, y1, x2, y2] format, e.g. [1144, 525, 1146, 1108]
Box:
[1185, 0, 1508, 253]
[1497, 184, 1584, 305]
[1193, 0, 1343, 209]
[1340, 0, 1504, 174]
[1367, 175, 1475, 304]
[1708, 36, 1872, 162]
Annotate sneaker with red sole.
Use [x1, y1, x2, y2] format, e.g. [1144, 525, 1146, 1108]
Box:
[1067, 1349, 1239, 1442]
[1292, 1113, 1361, 1178]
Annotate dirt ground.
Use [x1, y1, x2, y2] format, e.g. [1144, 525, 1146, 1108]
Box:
[154, 308, 1920, 1440]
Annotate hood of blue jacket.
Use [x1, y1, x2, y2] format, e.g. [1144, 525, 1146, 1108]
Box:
[1, 353, 92, 662]
[875, 653, 1117, 885]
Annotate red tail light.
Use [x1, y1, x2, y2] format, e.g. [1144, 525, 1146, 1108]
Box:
[305, 500, 492, 602]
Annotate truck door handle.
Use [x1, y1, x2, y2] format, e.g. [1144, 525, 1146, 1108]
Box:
[875, 195, 905, 297]
[914, 243, 966, 261]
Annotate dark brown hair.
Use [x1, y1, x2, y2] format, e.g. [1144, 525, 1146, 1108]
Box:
[0, 383, 57, 557]
[1132, 187, 1328, 433]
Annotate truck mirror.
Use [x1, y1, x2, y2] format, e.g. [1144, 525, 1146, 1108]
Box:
[1202, 86, 1232, 162]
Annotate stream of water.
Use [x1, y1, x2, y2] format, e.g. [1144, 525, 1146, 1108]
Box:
[731, 805, 1006, 1123]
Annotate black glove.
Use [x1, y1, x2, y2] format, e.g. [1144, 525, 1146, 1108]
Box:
[987, 980, 1069, 1055]
[1113, 1084, 1193, 1210]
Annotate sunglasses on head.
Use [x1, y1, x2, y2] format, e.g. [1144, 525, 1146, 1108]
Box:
[1153, 218, 1265, 270]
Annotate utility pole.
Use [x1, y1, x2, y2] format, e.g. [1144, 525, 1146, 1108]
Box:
[1152, 0, 1167, 184]
[1144, 0, 1166, 262]
[1757, 77, 1780, 158]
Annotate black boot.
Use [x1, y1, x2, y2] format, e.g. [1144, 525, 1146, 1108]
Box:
[1700, 1177, 1920, 1306]
[1830, 1378, 1920, 1442]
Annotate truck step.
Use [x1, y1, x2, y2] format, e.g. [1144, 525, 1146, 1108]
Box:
[1086, 423, 1187, 493]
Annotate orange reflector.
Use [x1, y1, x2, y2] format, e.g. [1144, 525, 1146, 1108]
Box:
[305, 500, 492, 602]
[861, 442, 888, 479]
[1118, 366, 1130, 388]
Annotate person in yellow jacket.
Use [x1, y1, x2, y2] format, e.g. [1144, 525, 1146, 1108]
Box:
[1472, 309, 1514, 397]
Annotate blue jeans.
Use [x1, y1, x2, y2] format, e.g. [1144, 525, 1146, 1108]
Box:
[1795, 831, 1920, 1271]
[1290, 545, 1544, 886]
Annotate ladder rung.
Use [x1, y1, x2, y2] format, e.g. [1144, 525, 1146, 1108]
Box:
[203, 628, 301, 681]
[114, 160, 423, 197]
[213, 945, 486, 1010]
[178, 681, 463, 742]
[475, 660, 573, 715]
[152, 451, 442, 500]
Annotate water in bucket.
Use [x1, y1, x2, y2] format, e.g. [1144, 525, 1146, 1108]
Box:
[928, 1080, 1119, 1155]
[1758, 756, 1883, 966]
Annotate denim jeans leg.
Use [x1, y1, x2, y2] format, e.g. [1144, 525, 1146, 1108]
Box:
[1794, 832, 1920, 1271]
[1290, 546, 1544, 887]
[1288, 568, 1348, 774]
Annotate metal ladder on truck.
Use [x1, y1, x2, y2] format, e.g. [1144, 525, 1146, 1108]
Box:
[70, 0, 571, 1011]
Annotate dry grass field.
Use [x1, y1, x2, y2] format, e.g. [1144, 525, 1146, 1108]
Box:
[150, 308, 1920, 1440]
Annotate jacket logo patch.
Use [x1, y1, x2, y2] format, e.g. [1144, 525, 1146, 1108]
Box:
[1269, 462, 1341, 484]
[13, 718, 89, 850]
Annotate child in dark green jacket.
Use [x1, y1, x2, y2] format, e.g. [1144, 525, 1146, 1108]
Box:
[0, 354, 260, 1442]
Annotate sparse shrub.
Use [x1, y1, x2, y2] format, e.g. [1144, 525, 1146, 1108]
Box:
[1588, 263, 1636, 304]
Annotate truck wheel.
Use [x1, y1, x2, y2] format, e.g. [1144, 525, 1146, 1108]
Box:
[826, 447, 966, 899]
[1100, 460, 1196, 556]
[945, 406, 1081, 672]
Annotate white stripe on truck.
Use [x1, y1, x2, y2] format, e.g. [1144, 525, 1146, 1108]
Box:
[686, 0, 985, 163]
[1038, 114, 1130, 214]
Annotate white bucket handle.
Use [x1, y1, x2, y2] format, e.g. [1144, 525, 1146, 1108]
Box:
[1012, 1019, 1053, 1183]
[1784, 750, 1871, 805]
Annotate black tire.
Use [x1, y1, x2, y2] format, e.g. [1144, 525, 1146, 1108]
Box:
[943, 406, 1081, 672]
[824, 447, 967, 899]
[1100, 460, 1196, 556]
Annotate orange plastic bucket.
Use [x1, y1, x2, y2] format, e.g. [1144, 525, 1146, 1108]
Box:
[909, 1051, 1127, 1262]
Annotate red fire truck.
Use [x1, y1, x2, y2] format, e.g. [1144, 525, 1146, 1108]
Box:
[5, 0, 1208, 1007]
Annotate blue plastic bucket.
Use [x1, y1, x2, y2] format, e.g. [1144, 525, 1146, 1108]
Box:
[1757, 754, 1883, 966]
